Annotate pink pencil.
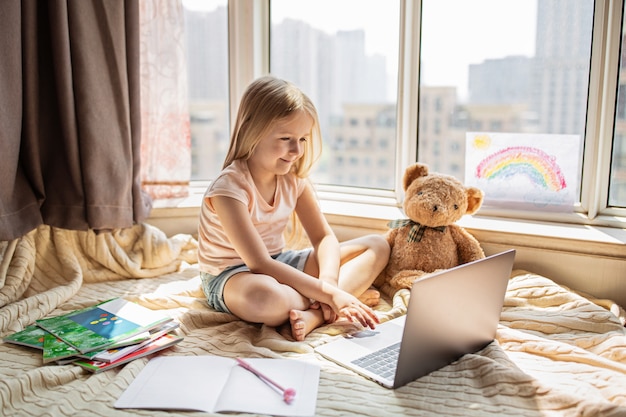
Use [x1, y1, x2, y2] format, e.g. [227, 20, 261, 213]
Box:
[235, 357, 296, 404]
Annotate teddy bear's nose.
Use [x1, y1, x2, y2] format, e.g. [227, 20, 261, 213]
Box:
[432, 205, 438, 212]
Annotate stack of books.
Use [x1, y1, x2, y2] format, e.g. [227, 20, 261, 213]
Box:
[2, 298, 183, 373]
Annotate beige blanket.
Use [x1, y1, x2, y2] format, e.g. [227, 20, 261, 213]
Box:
[1, 224, 625, 416]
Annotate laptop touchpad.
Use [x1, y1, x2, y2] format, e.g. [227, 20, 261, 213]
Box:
[345, 320, 404, 351]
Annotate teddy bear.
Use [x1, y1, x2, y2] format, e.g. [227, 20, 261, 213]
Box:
[374, 163, 485, 298]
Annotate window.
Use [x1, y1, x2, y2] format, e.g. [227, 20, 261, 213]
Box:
[420, 0, 590, 199]
[181, 0, 625, 228]
[182, 0, 229, 181]
[270, 0, 400, 190]
[610, 2, 626, 207]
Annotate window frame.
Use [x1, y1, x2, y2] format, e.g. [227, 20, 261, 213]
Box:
[585, 0, 625, 224]
[223, 0, 626, 230]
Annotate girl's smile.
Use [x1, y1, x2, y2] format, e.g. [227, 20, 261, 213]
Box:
[247, 110, 313, 186]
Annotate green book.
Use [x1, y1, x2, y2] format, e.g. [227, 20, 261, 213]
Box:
[36, 298, 173, 354]
[42, 332, 78, 363]
[3, 324, 157, 364]
[3, 325, 46, 349]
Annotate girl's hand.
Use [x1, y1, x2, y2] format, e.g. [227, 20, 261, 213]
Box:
[310, 301, 337, 323]
[330, 290, 379, 329]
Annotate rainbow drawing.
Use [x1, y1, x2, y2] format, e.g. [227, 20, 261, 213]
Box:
[475, 146, 567, 191]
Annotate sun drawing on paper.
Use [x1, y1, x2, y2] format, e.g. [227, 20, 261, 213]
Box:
[474, 145, 567, 192]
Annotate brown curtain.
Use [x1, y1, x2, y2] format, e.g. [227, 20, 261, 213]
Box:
[0, 0, 151, 241]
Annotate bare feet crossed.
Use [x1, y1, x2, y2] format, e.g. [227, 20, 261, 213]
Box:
[359, 288, 381, 307]
[289, 308, 325, 341]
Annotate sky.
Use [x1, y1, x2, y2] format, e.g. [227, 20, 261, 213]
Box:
[420, 0, 537, 94]
[182, 0, 400, 56]
[182, 0, 538, 97]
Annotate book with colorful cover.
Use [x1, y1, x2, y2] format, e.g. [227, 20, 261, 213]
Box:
[36, 298, 173, 354]
[2, 324, 133, 364]
[75, 333, 183, 373]
[86, 321, 180, 363]
[3, 317, 177, 365]
[43, 332, 79, 363]
[2, 325, 46, 349]
[42, 328, 161, 364]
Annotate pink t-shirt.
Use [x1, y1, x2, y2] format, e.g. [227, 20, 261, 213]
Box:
[197, 159, 308, 275]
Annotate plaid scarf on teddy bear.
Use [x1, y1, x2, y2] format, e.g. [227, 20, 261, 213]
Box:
[387, 219, 446, 243]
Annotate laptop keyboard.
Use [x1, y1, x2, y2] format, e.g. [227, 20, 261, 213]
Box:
[351, 342, 400, 379]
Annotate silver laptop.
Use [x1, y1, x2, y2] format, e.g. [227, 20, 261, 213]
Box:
[315, 249, 515, 389]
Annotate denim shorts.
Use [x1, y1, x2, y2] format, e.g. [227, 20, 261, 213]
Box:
[200, 248, 312, 314]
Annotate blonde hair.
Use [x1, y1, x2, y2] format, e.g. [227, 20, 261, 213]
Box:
[223, 75, 322, 246]
[223, 75, 322, 178]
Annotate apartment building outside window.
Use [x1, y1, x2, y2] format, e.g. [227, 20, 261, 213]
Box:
[182, 0, 626, 228]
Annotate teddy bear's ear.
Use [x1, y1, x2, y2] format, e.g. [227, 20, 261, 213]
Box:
[465, 187, 484, 215]
[402, 163, 429, 191]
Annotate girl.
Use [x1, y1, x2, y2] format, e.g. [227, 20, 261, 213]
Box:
[197, 76, 390, 341]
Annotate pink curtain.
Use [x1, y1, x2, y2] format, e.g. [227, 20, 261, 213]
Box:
[139, 1, 191, 200]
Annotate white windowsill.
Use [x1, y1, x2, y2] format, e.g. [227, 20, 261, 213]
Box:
[148, 185, 626, 258]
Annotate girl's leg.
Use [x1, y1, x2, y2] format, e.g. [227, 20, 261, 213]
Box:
[337, 234, 390, 303]
[304, 234, 390, 306]
[223, 272, 324, 341]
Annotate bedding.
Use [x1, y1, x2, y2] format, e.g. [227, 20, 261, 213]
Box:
[1, 224, 625, 417]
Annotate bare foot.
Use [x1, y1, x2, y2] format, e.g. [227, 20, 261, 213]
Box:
[359, 288, 381, 307]
[289, 308, 324, 341]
